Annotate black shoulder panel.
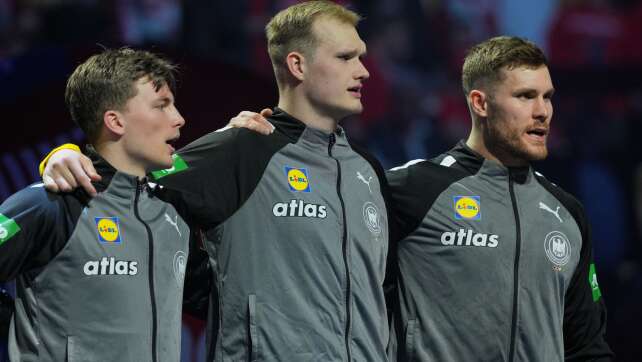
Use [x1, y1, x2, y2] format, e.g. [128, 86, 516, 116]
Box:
[0, 185, 84, 281]
[158, 127, 291, 229]
[386, 161, 469, 240]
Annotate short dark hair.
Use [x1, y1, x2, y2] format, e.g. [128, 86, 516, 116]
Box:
[65, 48, 177, 142]
[462, 36, 547, 95]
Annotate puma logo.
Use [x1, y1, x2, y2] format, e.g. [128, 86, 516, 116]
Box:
[357, 171, 373, 193]
[164, 213, 181, 237]
[539, 202, 563, 223]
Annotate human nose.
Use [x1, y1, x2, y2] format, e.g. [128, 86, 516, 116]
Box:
[356, 59, 370, 81]
[533, 96, 550, 122]
[172, 106, 186, 128]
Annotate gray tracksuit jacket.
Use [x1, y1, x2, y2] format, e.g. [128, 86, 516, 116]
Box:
[0, 152, 190, 362]
[386, 142, 613, 362]
[156, 108, 393, 361]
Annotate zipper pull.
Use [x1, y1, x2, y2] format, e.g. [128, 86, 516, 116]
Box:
[328, 133, 336, 156]
[137, 178, 147, 193]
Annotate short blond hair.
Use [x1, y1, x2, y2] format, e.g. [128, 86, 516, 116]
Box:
[266, 1, 361, 83]
[462, 36, 547, 95]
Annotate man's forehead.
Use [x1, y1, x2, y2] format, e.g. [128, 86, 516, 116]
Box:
[500, 65, 553, 89]
[135, 77, 173, 99]
[313, 16, 365, 51]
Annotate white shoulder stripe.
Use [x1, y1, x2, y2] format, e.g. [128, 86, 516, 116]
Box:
[389, 159, 426, 171]
[440, 155, 457, 167]
[215, 125, 233, 133]
[534, 170, 557, 187]
[30, 183, 45, 188]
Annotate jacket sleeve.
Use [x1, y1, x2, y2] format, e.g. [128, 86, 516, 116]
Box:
[563, 207, 614, 361]
[182, 228, 212, 320]
[153, 128, 282, 229]
[0, 186, 68, 281]
[0, 286, 13, 340]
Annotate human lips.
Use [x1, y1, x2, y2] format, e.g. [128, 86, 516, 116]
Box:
[166, 134, 180, 153]
[525, 127, 548, 143]
[347, 84, 362, 98]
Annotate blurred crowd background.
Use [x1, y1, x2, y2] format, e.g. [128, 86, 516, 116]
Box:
[1, 0, 641, 360]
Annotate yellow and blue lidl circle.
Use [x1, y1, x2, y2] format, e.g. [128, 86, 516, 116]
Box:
[95, 217, 122, 244]
[454, 196, 481, 220]
[285, 166, 311, 192]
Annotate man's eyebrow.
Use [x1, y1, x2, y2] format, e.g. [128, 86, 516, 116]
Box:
[155, 96, 172, 105]
[337, 49, 359, 57]
[337, 47, 367, 58]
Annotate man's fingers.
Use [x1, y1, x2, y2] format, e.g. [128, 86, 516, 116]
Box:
[229, 118, 269, 135]
[42, 175, 60, 193]
[259, 108, 273, 117]
[73, 159, 98, 197]
[248, 113, 273, 135]
[51, 162, 78, 191]
[52, 174, 73, 193]
[80, 155, 101, 181]
[228, 112, 274, 135]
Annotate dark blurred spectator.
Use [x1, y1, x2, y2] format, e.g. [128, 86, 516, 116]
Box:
[117, 0, 181, 46]
[548, 0, 624, 66]
[607, 1, 642, 64]
[181, 0, 249, 63]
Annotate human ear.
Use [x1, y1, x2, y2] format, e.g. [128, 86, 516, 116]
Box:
[469, 90, 489, 118]
[285, 52, 306, 81]
[103, 110, 126, 136]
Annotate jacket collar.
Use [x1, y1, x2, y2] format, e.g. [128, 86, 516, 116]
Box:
[269, 107, 349, 150]
[86, 145, 144, 198]
[447, 140, 531, 184]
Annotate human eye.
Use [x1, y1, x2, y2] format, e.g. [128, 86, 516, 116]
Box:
[515, 91, 535, 100]
[155, 99, 171, 109]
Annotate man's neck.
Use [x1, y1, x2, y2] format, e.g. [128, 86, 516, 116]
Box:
[277, 94, 338, 133]
[95, 142, 147, 178]
[465, 129, 528, 167]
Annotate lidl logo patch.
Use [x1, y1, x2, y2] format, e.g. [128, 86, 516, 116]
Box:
[454, 196, 481, 220]
[0, 213, 20, 246]
[95, 217, 122, 244]
[589, 263, 602, 302]
[151, 154, 188, 180]
[285, 166, 311, 192]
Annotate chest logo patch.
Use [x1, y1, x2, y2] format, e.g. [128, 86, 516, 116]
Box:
[285, 166, 311, 192]
[544, 231, 571, 267]
[173, 251, 187, 287]
[363, 202, 382, 235]
[453, 196, 481, 220]
[95, 217, 122, 244]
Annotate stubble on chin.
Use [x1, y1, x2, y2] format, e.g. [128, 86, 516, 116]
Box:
[484, 116, 548, 165]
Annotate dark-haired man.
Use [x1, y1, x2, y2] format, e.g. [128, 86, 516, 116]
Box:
[0, 48, 190, 361]
[387, 36, 613, 361]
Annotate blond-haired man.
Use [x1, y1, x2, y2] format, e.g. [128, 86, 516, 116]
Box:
[42, 2, 393, 361]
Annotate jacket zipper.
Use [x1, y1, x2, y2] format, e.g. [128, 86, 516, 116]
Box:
[507, 172, 521, 362]
[328, 133, 352, 362]
[134, 180, 158, 362]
